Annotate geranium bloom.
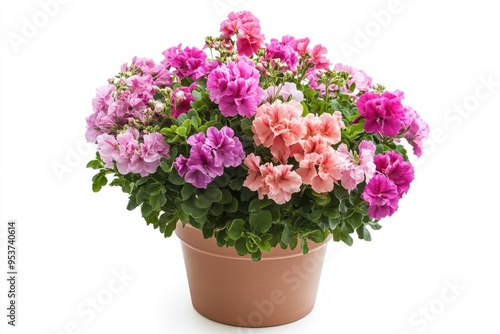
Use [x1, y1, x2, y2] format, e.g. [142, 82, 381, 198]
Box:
[207, 57, 263, 118]
[296, 150, 342, 194]
[374, 151, 414, 196]
[402, 107, 430, 157]
[307, 44, 330, 70]
[262, 82, 304, 103]
[265, 37, 299, 72]
[361, 174, 400, 219]
[220, 10, 264, 57]
[334, 63, 372, 94]
[262, 164, 302, 204]
[176, 126, 245, 188]
[170, 83, 196, 118]
[168, 46, 208, 81]
[337, 140, 376, 193]
[356, 91, 407, 137]
[252, 100, 307, 163]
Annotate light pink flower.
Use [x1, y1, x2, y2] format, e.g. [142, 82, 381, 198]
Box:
[297, 151, 342, 194]
[262, 164, 302, 204]
[334, 63, 373, 94]
[252, 100, 306, 163]
[337, 140, 376, 192]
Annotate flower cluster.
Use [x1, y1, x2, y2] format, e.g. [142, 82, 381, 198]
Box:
[174, 126, 245, 188]
[85, 10, 429, 259]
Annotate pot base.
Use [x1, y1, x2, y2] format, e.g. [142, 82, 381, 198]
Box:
[176, 222, 331, 327]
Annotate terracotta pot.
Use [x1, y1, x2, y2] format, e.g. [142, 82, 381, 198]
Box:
[175, 222, 331, 327]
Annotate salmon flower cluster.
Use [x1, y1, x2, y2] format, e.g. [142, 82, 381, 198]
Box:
[85, 10, 429, 257]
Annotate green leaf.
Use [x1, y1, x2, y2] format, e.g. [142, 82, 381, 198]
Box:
[86, 160, 102, 169]
[228, 219, 245, 240]
[301, 239, 310, 255]
[168, 172, 185, 185]
[281, 223, 293, 245]
[251, 250, 262, 262]
[356, 225, 372, 241]
[258, 240, 272, 253]
[191, 90, 202, 100]
[235, 238, 248, 256]
[149, 192, 167, 211]
[204, 187, 222, 202]
[250, 210, 272, 233]
[246, 238, 259, 253]
[181, 183, 196, 200]
[195, 194, 212, 209]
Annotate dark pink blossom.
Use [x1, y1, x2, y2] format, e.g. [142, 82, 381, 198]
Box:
[207, 57, 263, 118]
[362, 174, 400, 219]
[374, 151, 414, 196]
[356, 91, 406, 137]
[265, 37, 299, 71]
[170, 83, 196, 118]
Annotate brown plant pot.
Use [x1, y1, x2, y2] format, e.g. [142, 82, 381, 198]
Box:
[175, 222, 331, 327]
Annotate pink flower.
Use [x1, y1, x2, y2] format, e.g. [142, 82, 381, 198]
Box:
[307, 44, 330, 70]
[171, 83, 196, 118]
[96, 134, 118, 168]
[362, 174, 400, 219]
[403, 107, 429, 157]
[262, 82, 304, 103]
[243, 153, 264, 197]
[166, 46, 208, 80]
[236, 22, 265, 57]
[374, 151, 414, 196]
[207, 57, 263, 118]
[263, 164, 302, 204]
[220, 11, 260, 38]
[296, 151, 342, 194]
[265, 37, 299, 71]
[132, 57, 172, 87]
[252, 100, 307, 163]
[337, 140, 376, 193]
[334, 63, 372, 94]
[356, 91, 406, 137]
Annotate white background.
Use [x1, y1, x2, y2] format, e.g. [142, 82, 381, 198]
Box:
[1, 0, 499, 333]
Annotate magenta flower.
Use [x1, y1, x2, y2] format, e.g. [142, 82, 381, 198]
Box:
[167, 46, 208, 81]
[362, 174, 400, 219]
[403, 107, 430, 158]
[175, 126, 245, 188]
[185, 144, 224, 188]
[206, 127, 245, 167]
[220, 11, 264, 56]
[374, 151, 414, 196]
[171, 83, 196, 118]
[207, 57, 263, 118]
[356, 91, 406, 137]
[265, 37, 299, 72]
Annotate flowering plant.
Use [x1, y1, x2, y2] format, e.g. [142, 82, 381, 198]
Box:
[85, 11, 429, 261]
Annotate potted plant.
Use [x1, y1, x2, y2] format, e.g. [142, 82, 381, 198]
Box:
[85, 10, 429, 327]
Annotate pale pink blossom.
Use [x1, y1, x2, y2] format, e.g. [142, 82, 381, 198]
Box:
[252, 100, 306, 163]
[337, 140, 376, 192]
[297, 151, 342, 194]
[262, 164, 302, 204]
